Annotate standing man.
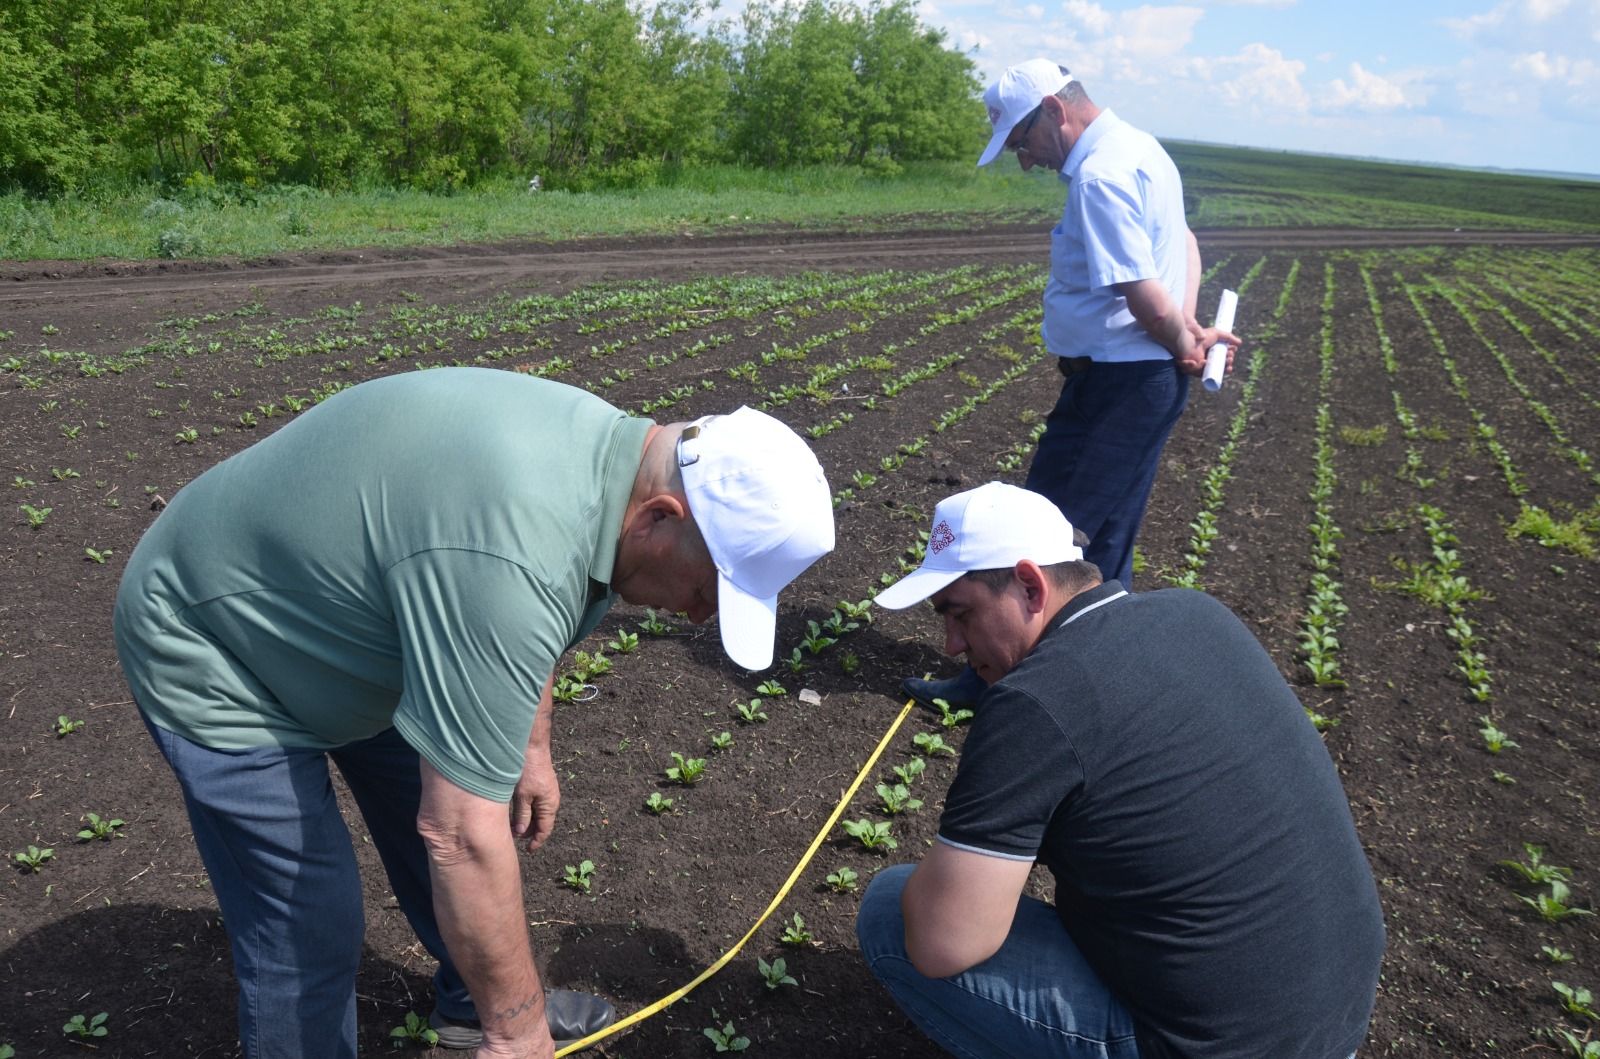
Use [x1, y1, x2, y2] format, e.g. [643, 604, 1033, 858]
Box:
[904, 59, 1238, 710]
[861, 483, 1384, 1059]
[114, 367, 834, 1059]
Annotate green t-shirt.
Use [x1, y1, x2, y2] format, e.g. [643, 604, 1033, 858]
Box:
[113, 368, 652, 802]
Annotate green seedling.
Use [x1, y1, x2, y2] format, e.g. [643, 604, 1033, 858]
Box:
[1479, 716, 1518, 754]
[51, 467, 80, 480]
[780, 913, 813, 945]
[19, 503, 51, 528]
[841, 819, 897, 851]
[666, 752, 706, 785]
[78, 812, 125, 841]
[758, 955, 798, 990]
[755, 679, 787, 697]
[607, 629, 640, 654]
[710, 731, 734, 751]
[1, 1041, 14, 1058]
[644, 792, 674, 815]
[892, 758, 926, 786]
[782, 648, 807, 674]
[55, 715, 84, 737]
[1492, 770, 1517, 785]
[820, 609, 859, 637]
[876, 783, 922, 816]
[1549, 1028, 1600, 1058]
[933, 698, 974, 728]
[735, 698, 768, 724]
[11, 476, 34, 489]
[62, 1012, 108, 1039]
[174, 427, 199, 444]
[1554, 982, 1598, 1021]
[569, 650, 612, 681]
[800, 621, 838, 655]
[389, 1010, 440, 1048]
[638, 609, 673, 635]
[84, 546, 113, 564]
[550, 674, 587, 703]
[913, 732, 955, 757]
[704, 1020, 749, 1052]
[1518, 880, 1593, 923]
[840, 650, 861, 676]
[1545, 945, 1576, 964]
[1500, 843, 1573, 885]
[563, 859, 595, 893]
[837, 599, 873, 624]
[15, 845, 53, 872]
[826, 866, 859, 893]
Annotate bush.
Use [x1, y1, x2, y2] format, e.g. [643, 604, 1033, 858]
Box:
[156, 227, 204, 259]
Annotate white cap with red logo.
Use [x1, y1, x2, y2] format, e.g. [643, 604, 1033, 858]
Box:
[679, 407, 835, 670]
[874, 482, 1082, 609]
[977, 58, 1073, 167]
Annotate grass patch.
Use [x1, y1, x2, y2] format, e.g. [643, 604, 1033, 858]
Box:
[1338, 424, 1389, 447]
[1507, 503, 1596, 558]
[5, 141, 1598, 263]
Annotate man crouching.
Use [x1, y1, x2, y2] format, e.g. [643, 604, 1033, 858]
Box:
[857, 482, 1384, 1059]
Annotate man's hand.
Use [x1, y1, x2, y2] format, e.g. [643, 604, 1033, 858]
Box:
[511, 751, 559, 853]
[470, 1007, 556, 1059]
[511, 676, 559, 852]
[1173, 320, 1240, 377]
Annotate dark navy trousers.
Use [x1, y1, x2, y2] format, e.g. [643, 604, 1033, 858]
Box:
[1025, 359, 1189, 587]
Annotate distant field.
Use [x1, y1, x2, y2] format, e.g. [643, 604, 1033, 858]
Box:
[1171, 141, 1600, 232]
[1, 144, 1597, 263]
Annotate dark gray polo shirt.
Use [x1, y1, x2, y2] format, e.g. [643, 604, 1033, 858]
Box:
[938, 581, 1384, 1059]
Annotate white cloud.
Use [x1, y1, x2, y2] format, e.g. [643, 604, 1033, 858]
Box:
[1110, 5, 1204, 60]
[1321, 62, 1424, 110]
[1062, 0, 1115, 35]
[1211, 43, 1311, 112]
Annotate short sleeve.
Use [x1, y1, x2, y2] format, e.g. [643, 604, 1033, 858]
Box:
[385, 548, 574, 802]
[1069, 176, 1158, 291]
[937, 684, 1084, 861]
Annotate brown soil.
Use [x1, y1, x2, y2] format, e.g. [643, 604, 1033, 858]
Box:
[1, 225, 1597, 1058]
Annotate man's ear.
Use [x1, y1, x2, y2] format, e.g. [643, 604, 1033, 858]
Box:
[1041, 93, 1068, 124]
[624, 493, 690, 542]
[1014, 560, 1051, 615]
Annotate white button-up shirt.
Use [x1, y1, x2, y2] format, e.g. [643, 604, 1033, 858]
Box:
[1042, 109, 1191, 363]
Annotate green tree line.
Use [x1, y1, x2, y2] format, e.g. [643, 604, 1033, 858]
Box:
[0, 0, 984, 194]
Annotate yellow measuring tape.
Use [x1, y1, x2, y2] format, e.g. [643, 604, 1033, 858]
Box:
[554, 697, 917, 1056]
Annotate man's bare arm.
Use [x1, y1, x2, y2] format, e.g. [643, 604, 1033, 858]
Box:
[900, 842, 1033, 978]
[418, 763, 553, 1058]
[511, 676, 559, 852]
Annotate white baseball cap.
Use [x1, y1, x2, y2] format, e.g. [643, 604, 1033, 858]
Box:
[679, 407, 835, 670]
[977, 59, 1073, 167]
[875, 482, 1082, 609]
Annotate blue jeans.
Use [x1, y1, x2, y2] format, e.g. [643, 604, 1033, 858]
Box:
[141, 712, 473, 1059]
[855, 864, 1140, 1059]
[1025, 360, 1188, 587]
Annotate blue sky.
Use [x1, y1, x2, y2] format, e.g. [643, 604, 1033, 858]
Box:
[926, 0, 1600, 175]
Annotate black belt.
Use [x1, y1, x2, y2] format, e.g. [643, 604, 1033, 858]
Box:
[1057, 356, 1093, 377]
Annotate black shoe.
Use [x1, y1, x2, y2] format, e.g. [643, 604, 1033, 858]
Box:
[429, 989, 617, 1051]
[900, 667, 988, 712]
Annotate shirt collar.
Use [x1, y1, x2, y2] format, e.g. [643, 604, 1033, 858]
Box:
[1052, 579, 1128, 630]
[1060, 108, 1120, 181]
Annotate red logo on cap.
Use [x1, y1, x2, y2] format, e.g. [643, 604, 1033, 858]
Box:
[929, 520, 956, 554]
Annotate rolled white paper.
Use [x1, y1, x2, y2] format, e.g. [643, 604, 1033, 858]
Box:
[1202, 288, 1238, 393]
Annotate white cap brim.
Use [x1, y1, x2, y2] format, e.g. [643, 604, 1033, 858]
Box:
[874, 566, 967, 610]
[716, 570, 779, 671]
[976, 122, 1014, 168]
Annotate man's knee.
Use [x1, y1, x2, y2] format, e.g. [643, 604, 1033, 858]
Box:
[855, 863, 915, 961]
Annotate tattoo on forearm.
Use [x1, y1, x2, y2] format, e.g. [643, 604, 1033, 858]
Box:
[486, 992, 545, 1026]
